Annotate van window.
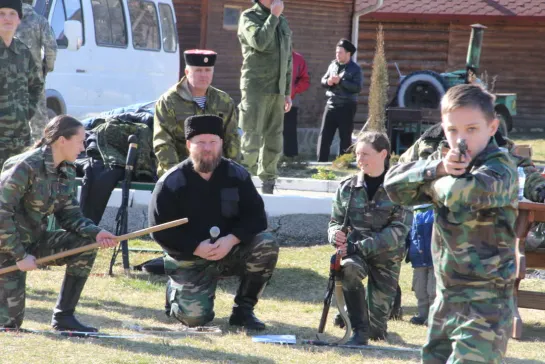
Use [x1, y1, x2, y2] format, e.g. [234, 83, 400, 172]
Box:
[92, 0, 128, 47]
[158, 3, 177, 53]
[128, 0, 160, 51]
[50, 0, 84, 48]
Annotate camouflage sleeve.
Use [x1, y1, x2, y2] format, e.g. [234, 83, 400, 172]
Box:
[328, 182, 348, 245]
[27, 56, 43, 120]
[384, 159, 438, 206]
[42, 22, 58, 73]
[515, 154, 545, 202]
[54, 195, 102, 239]
[285, 46, 292, 97]
[398, 143, 420, 163]
[0, 163, 31, 260]
[398, 138, 438, 163]
[430, 161, 517, 212]
[223, 98, 241, 162]
[357, 206, 413, 256]
[239, 12, 279, 52]
[153, 97, 180, 177]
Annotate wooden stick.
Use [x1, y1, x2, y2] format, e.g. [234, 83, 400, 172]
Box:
[0, 218, 188, 276]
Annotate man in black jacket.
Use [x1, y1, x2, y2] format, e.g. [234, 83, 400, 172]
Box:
[317, 39, 363, 162]
[149, 114, 278, 331]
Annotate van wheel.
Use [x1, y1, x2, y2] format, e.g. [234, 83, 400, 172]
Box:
[47, 108, 57, 120]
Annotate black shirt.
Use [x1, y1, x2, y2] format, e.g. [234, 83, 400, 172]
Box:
[148, 158, 267, 260]
[364, 171, 385, 201]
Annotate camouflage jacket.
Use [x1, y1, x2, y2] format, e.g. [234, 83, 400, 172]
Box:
[89, 116, 155, 180]
[238, 2, 292, 96]
[0, 146, 102, 260]
[16, 3, 57, 78]
[0, 37, 43, 147]
[385, 138, 518, 301]
[398, 126, 545, 202]
[153, 77, 241, 177]
[328, 172, 412, 257]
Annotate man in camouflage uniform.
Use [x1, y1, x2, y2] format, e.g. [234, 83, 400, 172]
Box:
[154, 49, 240, 177]
[149, 115, 278, 330]
[0, 118, 116, 331]
[385, 84, 517, 363]
[329, 132, 412, 345]
[16, 0, 57, 142]
[0, 0, 43, 169]
[238, 0, 292, 194]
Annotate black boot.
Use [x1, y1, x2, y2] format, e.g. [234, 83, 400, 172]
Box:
[51, 275, 97, 332]
[261, 180, 275, 195]
[343, 286, 370, 346]
[389, 284, 403, 320]
[229, 274, 269, 331]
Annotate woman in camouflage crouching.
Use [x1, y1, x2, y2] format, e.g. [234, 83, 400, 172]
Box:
[329, 131, 412, 345]
[0, 115, 117, 332]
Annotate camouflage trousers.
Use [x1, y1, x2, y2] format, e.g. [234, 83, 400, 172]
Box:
[238, 92, 285, 182]
[0, 230, 97, 328]
[28, 89, 49, 143]
[341, 247, 404, 334]
[422, 294, 514, 363]
[164, 232, 279, 327]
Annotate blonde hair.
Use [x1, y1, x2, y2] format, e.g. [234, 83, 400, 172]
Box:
[441, 84, 496, 122]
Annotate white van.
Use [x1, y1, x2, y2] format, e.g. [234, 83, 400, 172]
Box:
[33, 0, 180, 119]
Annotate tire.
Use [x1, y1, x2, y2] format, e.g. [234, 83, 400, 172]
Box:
[396, 71, 448, 109]
[47, 108, 57, 120]
[495, 104, 513, 134]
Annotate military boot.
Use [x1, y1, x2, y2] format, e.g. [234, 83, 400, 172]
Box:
[389, 285, 403, 320]
[51, 274, 97, 332]
[261, 180, 275, 195]
[343, 286, 370, 346]
[229, 274, 268, 331]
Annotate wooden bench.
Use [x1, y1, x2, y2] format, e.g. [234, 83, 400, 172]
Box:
[513, 201, 545, 339]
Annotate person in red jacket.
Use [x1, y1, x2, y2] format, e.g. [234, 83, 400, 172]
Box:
[283, 50, 310, 157]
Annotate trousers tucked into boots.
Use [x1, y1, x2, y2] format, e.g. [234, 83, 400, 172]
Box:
[51, 274, 97, 332]
[343, 285, 370, 346]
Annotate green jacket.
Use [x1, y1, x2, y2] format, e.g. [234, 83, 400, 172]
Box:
[0, 37, 43, 147]
[0, 146, 102, 261]
[398, 130, 545, 202]
[329, 172, 412, 257]
[153, 77, 241, 177]
[385, 138, 518, 301]
[238, 3, 292, 96]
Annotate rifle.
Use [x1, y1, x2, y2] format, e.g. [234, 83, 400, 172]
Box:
[317, 176, 357, 344]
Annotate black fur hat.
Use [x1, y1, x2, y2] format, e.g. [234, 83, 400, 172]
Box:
[185, 115, 224, 141]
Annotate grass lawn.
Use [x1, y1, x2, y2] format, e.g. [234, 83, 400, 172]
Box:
[2, 239, 545, 363]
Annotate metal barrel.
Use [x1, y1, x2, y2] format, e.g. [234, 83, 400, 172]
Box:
[466, 24, 487, 73]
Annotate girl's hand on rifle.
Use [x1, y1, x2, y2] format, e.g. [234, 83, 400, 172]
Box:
[334, 230, 347, 246]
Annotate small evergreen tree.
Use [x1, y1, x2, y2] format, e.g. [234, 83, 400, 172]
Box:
[365, 24, 388, 133]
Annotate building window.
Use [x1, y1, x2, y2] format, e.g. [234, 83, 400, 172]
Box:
[223, 5, 241, 31]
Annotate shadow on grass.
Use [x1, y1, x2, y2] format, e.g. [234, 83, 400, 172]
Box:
[513, 321, 545, 343]
[225, 319, 421, 360]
